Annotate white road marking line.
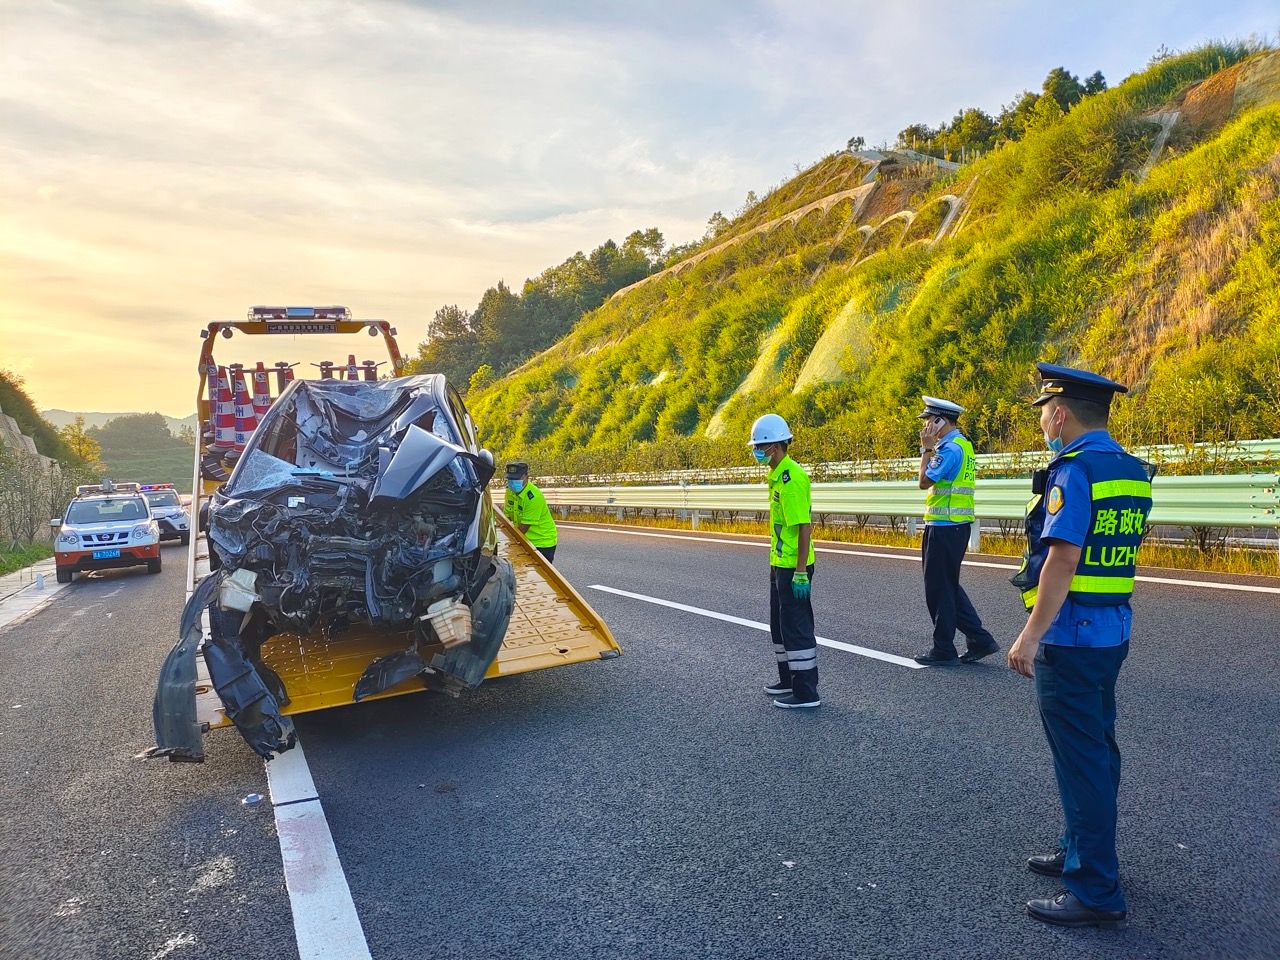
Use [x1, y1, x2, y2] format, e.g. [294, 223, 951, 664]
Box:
[565, 523, 1280, 595]
[264, 742, 372, 960]
[588, 584, 924, 669]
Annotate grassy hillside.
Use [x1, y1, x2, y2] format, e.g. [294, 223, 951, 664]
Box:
[0, 371, 80, 463]
[43, 409, 197, 438]
[465, 44, 1280, 475]
[88, 414, 194, 493]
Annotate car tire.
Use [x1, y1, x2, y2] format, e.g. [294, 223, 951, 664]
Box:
[180, 533, 191, 546]
[147, 557, 162, 575]
[56, 568, 73, 584]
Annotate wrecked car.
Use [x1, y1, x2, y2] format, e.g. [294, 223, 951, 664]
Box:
[151, 374, 516, 760]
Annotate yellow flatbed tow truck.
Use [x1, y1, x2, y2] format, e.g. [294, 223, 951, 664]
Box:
[150, 306, 619, 761]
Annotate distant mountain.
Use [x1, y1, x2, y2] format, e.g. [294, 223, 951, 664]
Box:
[42, 409, 198, 438]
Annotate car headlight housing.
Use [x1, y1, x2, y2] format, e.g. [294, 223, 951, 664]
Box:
[57, 532, 79, 548]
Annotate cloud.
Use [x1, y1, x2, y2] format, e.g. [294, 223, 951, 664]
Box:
[2, 0, 1275, 414]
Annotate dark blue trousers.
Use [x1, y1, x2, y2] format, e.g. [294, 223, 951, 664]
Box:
[1035, 641, 1129, 912]
[921, 523, 994, 657]
[769, 565, 818, 702]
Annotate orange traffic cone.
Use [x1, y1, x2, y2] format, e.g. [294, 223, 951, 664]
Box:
[251, 361, 272, 419]
[213, 365, 237, 451]
[232, 368, 258, 450]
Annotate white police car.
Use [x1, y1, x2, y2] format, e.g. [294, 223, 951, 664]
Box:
[140, 483, 191, 545]
[52, 481, 161, 583]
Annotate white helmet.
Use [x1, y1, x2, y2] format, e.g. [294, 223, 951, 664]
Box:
[749, 413, 793, 447]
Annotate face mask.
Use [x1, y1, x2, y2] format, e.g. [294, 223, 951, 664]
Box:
[752, 448, 769, 464]
[507, 479, 525, 493]
[1044, 414, 1064, 454]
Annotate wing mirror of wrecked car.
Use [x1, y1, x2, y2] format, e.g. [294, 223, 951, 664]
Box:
[478, 448, 494, 467]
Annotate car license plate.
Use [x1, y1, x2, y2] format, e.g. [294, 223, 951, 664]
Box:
[92, 549, 121, 559]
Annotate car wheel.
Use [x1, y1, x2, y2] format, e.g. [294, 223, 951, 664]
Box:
[56, 568, 73, 584]
[147, 557, 162, 575]
[180, 533, 191, 546]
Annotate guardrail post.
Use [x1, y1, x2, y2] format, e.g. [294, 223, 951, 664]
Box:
[907, 517, 918, 537]
[969, 521, 981, 551]
[690, 509, 700, 530]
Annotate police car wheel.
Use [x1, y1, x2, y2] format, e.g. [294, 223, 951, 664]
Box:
[56, 568, 73, 584]
[147, 557, 162, 575]
[180, 533, 190, 546]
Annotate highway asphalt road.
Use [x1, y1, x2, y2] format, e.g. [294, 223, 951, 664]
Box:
[1, 524, 1277, 960]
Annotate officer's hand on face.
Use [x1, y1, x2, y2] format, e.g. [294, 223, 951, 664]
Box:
[791, 571, 810, 599]
[1007, 630, 1038, 678]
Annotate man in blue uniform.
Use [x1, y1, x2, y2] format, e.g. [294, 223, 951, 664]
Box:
[913, 397, 999, 665]
[1008, 363, 1154, 930]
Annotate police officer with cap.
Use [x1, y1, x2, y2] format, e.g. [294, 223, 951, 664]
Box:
[1008, 363, 1154, 929]
[750, 413, 820, 708]
[503, 461, 559, 563]
[913, 397, 999, 665]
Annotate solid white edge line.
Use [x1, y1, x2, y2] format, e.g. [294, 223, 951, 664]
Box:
[264, 741, 373, 960]
[588, 584, 925, 669]
[563, 523, 1280, 595]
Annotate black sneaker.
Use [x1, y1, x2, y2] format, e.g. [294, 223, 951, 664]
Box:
[960, 643, 1000, 664]
[773, 695, 821, 709]
[913, 650, 959, 665]
[763, 682, 792, 696]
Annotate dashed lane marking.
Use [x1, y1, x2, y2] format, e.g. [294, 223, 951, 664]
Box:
[588, 584, 924, 669]
[265, 743, 372, 960]
[565, 523, 1280, 595]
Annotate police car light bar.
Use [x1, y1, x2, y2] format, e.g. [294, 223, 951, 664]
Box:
[248, 306, 351, 321]
[75, 481, 142, 496]
[139, 483, 175, 491]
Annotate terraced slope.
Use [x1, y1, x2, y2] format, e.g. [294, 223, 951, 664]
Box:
[468, 45, 1280, 475]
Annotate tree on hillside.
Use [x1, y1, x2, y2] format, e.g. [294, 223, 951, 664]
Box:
[58, 416, 103, 469]
[704, 211, 730, 241]
[622, 227, 666, 266]
[1043, 67, 1086, 111]
[473, 282, 529, 370]
[1084, 70, 1107, 95]
[89, 413, 186, 455]
[846, 135, 866, 152]
[1026, 92, 1066, 131]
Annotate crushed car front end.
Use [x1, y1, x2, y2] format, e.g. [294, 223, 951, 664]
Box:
[151, 375, 516, 760]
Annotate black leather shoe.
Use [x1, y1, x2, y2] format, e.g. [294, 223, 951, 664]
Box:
[960, 643, 1000, 663]
[1027, 850, 1066, 876]
[914, 650, 959, 665]
[1027, 891, 1126, 929]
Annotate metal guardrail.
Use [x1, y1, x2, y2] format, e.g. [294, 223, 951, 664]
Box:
[539, 439, 1280, 487]
[529, 473, 1280, 530]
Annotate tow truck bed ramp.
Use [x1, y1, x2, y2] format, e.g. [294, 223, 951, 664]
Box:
[191, 513, 619, 731]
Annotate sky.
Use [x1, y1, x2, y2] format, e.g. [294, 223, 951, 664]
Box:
[1, 0, 1275, 417]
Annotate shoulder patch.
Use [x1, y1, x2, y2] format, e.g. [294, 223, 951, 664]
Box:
[526, 489, 535, 500]
[1047, 485, 1064, 515]
[781, 469, 790, 483]
[928, 455, 943, 469]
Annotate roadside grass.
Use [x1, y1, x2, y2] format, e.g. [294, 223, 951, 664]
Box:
[0, 542, 53, 577]
[559, 511, 1280, 578]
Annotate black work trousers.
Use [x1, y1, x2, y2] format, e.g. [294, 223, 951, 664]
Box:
[921, 523, 994, 658]
[769, 565, 818, 701]
[535, 545, 556, 564]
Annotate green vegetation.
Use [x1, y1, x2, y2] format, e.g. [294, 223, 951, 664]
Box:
[459, 42, 1279, 476]
[406, 229, 667, 389]
[0, 370, 79, 463]
[892, 65, 1108, 161]
[88, 413, 194, 492]
[0, 542, 52, 578]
